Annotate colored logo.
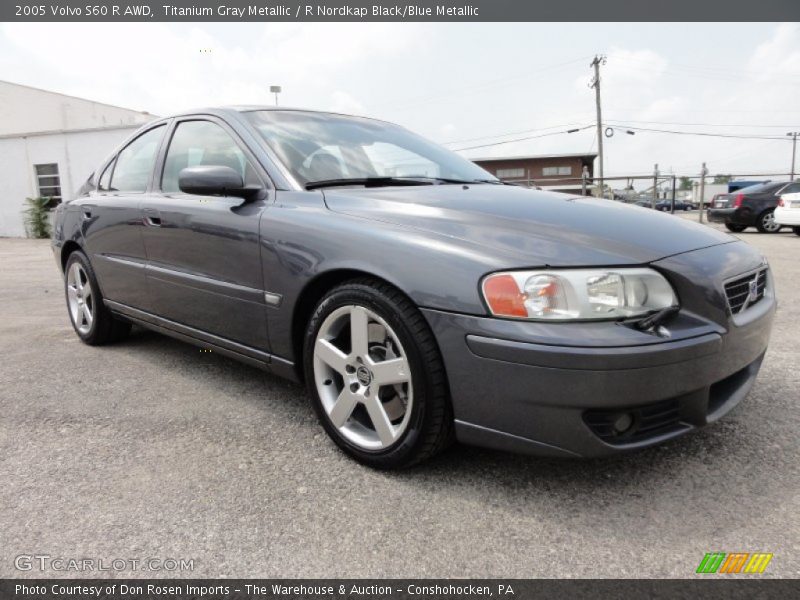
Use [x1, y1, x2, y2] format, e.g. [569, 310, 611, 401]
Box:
[696, 552, 773, 574]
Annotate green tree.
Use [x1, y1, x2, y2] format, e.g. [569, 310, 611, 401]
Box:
[679, 176, 693, 190]
[713, 174, 732, 184]
[23, 197, 52, 239]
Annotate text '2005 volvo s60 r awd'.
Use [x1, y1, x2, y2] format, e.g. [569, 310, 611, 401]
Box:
[52, 108, 775, 468]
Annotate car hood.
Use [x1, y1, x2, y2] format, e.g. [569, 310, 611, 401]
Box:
[322, 184, 735, 266]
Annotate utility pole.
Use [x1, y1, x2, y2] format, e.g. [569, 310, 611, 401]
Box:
[788, 132, 799, 181]
[671, 175, 677, 214]
[698, 162, 708, 223]
[590, 55, 606, 198]
[652, 163, 659, 209]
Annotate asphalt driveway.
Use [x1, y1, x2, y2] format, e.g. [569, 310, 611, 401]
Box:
[1, 222, 798, 578]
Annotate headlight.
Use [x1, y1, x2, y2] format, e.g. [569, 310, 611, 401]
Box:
[481, 268, 677, 320]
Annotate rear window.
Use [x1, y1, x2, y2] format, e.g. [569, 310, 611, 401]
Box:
[735, 182, 781, 194]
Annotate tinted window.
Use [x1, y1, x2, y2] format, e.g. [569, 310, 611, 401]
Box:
[109, 126, 165, 193]
[736, 182, 782, 195]
[780, 182, 800, 195]
[162, 120, 258, 193]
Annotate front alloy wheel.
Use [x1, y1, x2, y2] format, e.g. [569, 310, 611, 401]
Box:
[313, 305, 413, 450]
[304, 279, 452, 468]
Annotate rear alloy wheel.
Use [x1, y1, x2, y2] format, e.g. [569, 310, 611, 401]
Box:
[304, 279, 452, 468]
[64, 251, 131, 345]
[756, 210, 781, 233]
[725, 223, 747, 233]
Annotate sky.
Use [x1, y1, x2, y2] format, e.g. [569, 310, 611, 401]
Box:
[1, 21, 799, 181]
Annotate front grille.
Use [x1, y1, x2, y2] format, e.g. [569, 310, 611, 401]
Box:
[584, 398, 684, 445]
[724, 268, 767, 315]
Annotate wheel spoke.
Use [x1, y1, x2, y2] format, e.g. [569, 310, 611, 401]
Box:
[328, 389, 359, 428]
[349, 306, 370, 358]
[82, 303, 93, 327]
[72, 264, 83, 290]
[365, 396, 396, 446]
[369, 357, 409, 386]
[315, 338, 349, 374]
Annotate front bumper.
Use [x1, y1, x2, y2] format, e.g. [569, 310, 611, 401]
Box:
[422, 243, 775, 458]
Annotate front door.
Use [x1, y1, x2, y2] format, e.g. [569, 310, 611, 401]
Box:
[140, 117, 270, 352]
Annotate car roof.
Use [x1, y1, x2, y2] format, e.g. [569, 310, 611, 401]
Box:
[738, 181, 787, 194]
[166, 105, 392, 125]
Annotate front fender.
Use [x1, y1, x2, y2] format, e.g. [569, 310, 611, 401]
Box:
[260, 191, 501, 362]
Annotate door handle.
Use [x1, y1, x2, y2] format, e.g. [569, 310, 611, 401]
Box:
[143, 208, 161, 227]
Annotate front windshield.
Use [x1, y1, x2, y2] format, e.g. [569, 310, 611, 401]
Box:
[244, 110, 496, 188]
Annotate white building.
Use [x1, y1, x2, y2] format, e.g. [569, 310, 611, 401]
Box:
[0, 80, 155, 237]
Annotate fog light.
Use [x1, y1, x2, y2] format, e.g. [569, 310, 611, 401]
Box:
[613, 412, 634, 434]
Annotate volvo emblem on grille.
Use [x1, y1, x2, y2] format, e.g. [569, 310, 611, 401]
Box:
[743, 278, 759, 309]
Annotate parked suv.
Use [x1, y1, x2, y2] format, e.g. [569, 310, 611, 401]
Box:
[708, 181, 800, 233]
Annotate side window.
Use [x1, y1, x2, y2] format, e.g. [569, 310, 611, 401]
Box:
[98, 159, 115, 192]
[781, 182, 800, 195]
[162, 120, 258, 194]
[109, 126, 165, 193]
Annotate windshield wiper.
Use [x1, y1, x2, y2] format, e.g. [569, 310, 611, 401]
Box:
[304, 175, 506, 190]
[305, 177, 438, 190]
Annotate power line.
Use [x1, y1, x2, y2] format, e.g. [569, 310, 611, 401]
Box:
[440, 118, 591, 145]
[452, 125, 593, 152]
[378, 55, 593, 112]
[605, 118, 800, 129]
[443, 118, 800, 148]
[610, 54, 800, 84]
[614, 124, 792, 141]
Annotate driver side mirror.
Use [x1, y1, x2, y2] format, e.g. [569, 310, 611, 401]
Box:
[178, 166, 261, 201]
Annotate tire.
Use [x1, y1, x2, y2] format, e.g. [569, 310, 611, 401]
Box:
[793, 226, 800, 237]
[303, 278, 453, 469]
[756, 210, 781, 233]
[64, 250, 131, 345]
[725, 223, 747, 233]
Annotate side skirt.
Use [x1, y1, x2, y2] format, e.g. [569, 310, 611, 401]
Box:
[104, 299, 299, 382]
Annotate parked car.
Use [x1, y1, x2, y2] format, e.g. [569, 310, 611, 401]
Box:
[708, 181, 800, 232]
[52, 107, 775, 468]
[633, 200, 653, 208]
[655, 199, 693, 211]
[775, 191, 800, 236]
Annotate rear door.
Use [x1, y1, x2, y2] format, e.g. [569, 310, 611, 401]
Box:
[140, 117, 271, 352]
[79, 124, 167, 310]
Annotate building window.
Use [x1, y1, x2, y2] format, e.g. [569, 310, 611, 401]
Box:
[496, 168, 525, 179]
[34, 163, 62, 207]
[542, 166, 573, 177]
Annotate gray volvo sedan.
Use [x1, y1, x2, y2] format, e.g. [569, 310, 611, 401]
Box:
[52, 107, 775, 468]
